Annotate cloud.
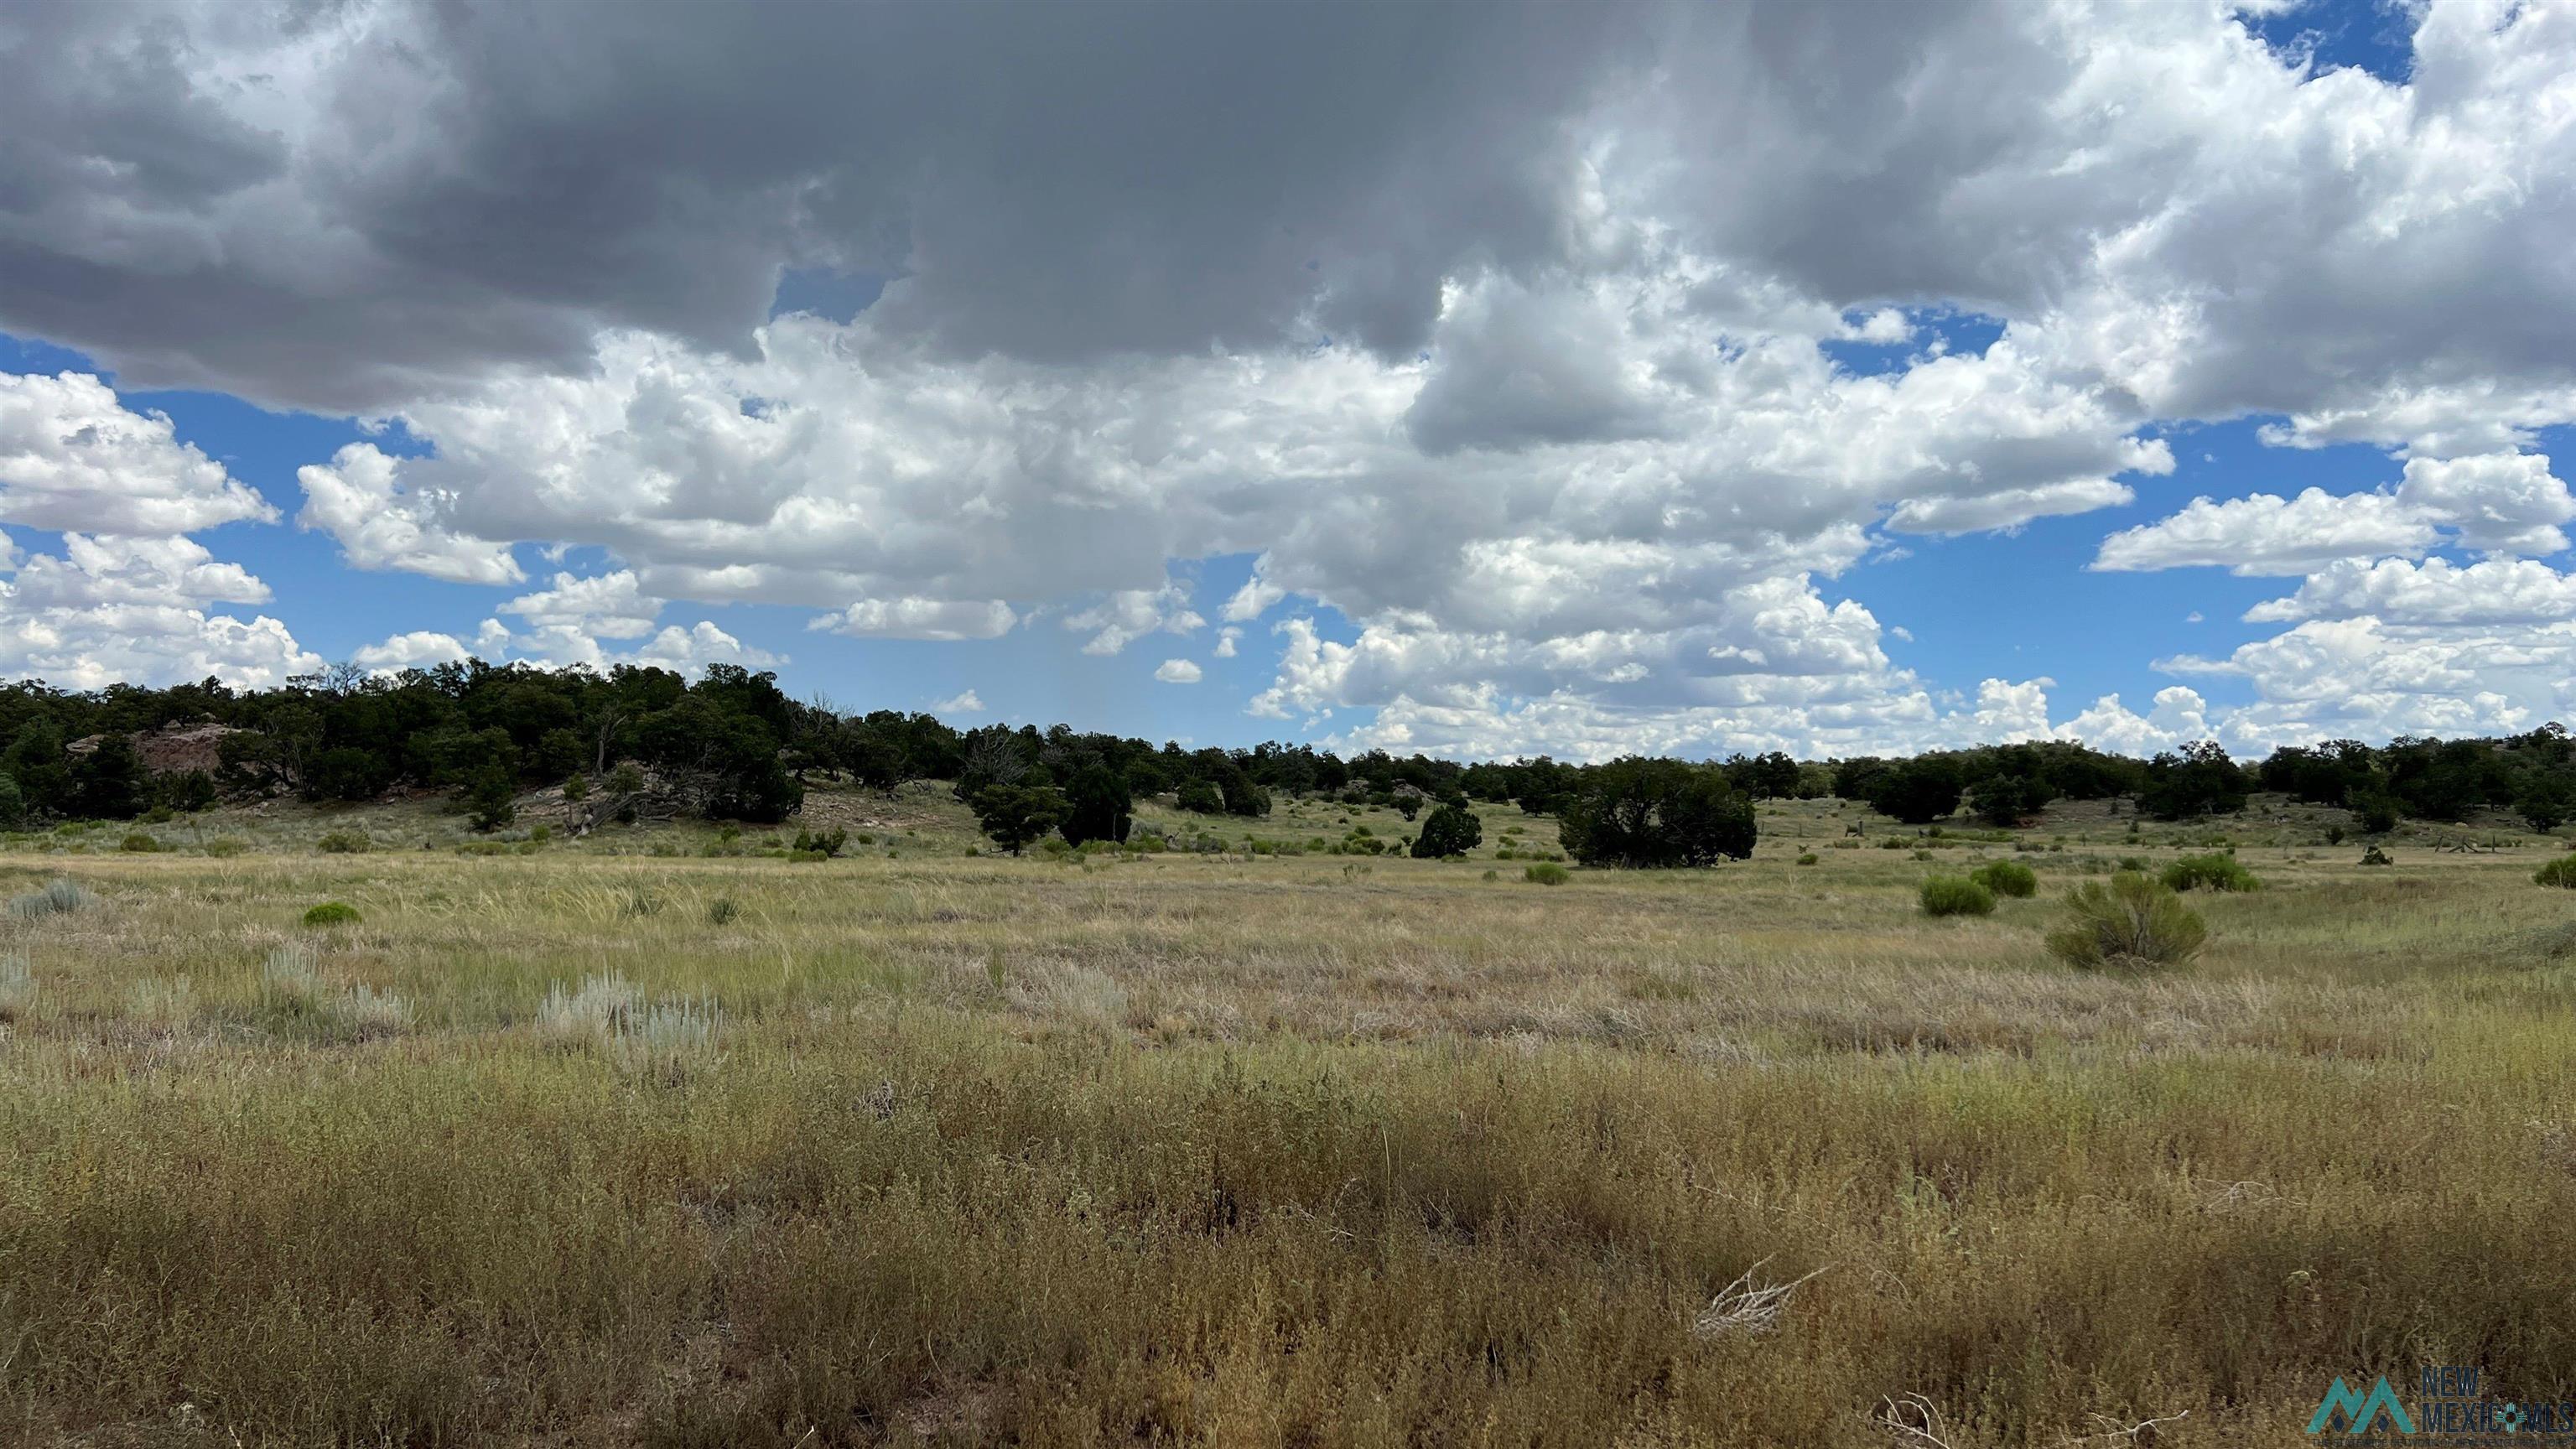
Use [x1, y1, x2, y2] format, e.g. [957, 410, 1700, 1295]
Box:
[352, 630, 472, 673]
[1154, 658, 1203, 684]
[0, 372, 273, 533]
[297, 443, 523, 585]
[2244, 556, 2576, 626]
[5, 1, 2576, 754]
[1065, 580, 1204, 655]
[810, 597, 1019, 641]
[0, 530, 315, 688]
[932, 688, 985, 714]
[2093, 487, 2441, 576]
[1213, 626, 1241, 658]
[500, 569, 661, 640]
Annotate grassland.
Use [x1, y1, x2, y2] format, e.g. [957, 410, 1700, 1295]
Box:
[2, 791, 2572, 1446]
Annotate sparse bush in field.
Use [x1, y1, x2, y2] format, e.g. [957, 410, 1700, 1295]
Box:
[202, 837, 247, 858]
[1410, 802, 1483, 859]
[707, 896, 740, 926]
[337, 984, 412, 1038]
[537, 972, 641, 1050]
[0, 954, 34, 1024]
[1970, 860, 2038, 898]
[1795, 852, 1819, 866]
[301, 901, 361, 927]
[258, 946, 324, 1018]
[2161, 853, 2260, 893]
[317, 830, 369, 854]
[2046, 872, 2206, 970]
[792, 826, 848, 858]
[612, 996, 722, 1080]
[2535, 854, 2576, 889]
[127, 974, 195, 1028]
[606, 762, 646, 796]
[1481, 868, 1499, 881]
[8, 879, 97, 919]
[2116, 855, 2148, 872]
[2324, 825, 2345, 845]
[1524, 861, 1571, 886]
[2360, 844, 2394, 866]
[562, 774, 589, 802]
[1919, 876, 1995, 917]
[119, 832, 162, 853]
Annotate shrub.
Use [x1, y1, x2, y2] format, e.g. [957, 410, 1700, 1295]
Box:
[258, 946, 324, 1018]
[2360, 845, 2394, 866]
[969, 783, 1068, 855]
[301, 901, 362, 927]
[1410, 802, 1483, 859]
[2045, 872, 2206, 969]
[1795, 851, 1819, 866]
[2160, 853, 2260, 893]
[118, 831, 162, 853]
[707, 896, 740, 926]
[0, 954, 34, 1025]
[792, 826, 849, 858]
[202, 837, 247, 858]
[8, 879, 97, 919]
[2352, 792, 2401, 835]
[1919, 876, 1995, 917]
[2536, 854, 2576, 889]
[1556, 757, 1755, 867]
[1524, 861, 1571, 886]
[1969, 860, 2038, 898]
[562, 774, 590, 802]
[2324, 825, 2345, 845]
[317, 829, 370, 854]
[1061, 764, 1135, 847]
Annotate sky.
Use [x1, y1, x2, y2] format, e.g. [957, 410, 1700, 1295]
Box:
[1, 0, 2573, 762]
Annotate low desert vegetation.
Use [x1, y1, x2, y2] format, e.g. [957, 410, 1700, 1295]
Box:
[1917, 874, 1996, 916]
[2045, 871, 2209, 969]
[2537, 852, 2576, 888]
[0, 792, 2569, 1445]
[1967, 859, 2038, 897]
[2161, 851, 2262, 893]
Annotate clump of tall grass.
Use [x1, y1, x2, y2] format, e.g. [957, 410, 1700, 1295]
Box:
[614, 997, 723, 1080]
[1919, 876, 1994, 917]
[2534, 853, 2576, 889]
[2046, 872, 2206, 970]
[257, 945, 411, 1038]
[8, 878, 96, 919]
[128, 974, 197, 1028]
[0, 954, 34, 1025]
[1524, 861, 1570, 886]
[1969, 860, 2038, 898]
[537, 972, 641, 1049]
[316, 829, 371, 854]
[258, 945, 325, 1019]
[2160, 852, 2259, 893]
[538, 972, 721, 1078]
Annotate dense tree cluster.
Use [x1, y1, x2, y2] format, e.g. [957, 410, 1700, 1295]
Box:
[0, 664, 2565, 858]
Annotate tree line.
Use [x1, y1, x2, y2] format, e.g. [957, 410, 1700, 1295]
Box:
[0, 662, 2567, 864]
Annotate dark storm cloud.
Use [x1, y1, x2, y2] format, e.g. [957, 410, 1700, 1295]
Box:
[0, 0, 1664, 410]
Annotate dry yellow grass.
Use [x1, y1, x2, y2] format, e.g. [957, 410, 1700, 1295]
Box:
[0, 797, 2570, 1446]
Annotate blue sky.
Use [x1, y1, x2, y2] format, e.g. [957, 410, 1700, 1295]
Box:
[2, 0, 2572, 761]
